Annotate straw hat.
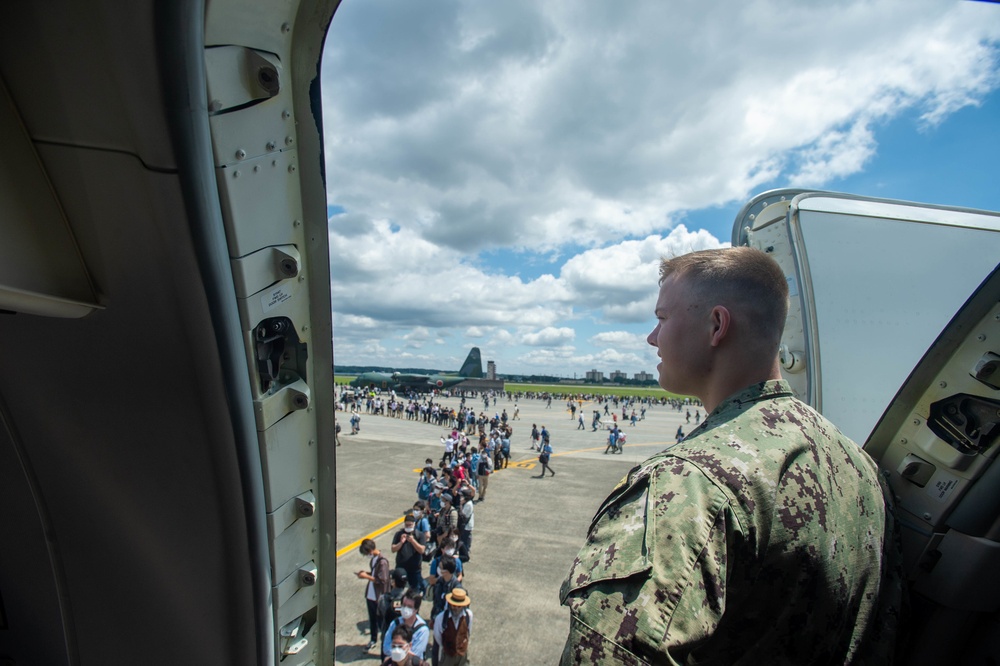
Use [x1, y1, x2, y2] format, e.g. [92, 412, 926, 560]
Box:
[445, 588, 471, 607]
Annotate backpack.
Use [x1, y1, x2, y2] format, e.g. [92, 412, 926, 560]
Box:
[377, 588, 405, 634]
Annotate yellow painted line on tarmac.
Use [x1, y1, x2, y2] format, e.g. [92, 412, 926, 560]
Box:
[336, 516, 405, 559]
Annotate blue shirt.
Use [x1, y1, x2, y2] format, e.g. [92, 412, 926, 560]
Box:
[429, 555, 464, 578]
[382, 615, 429, 659]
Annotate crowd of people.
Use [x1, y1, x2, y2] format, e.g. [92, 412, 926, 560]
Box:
[354, 412, 533, 666]
[336, 385, 706, 472]
[342, 385, 704, 664]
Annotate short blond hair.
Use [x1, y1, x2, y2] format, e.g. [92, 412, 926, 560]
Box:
[659, 247, 788, 352]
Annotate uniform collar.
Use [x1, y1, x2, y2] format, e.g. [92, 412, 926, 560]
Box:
[715, 379, 793, 413]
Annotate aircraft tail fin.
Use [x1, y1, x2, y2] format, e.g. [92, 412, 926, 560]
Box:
[459, 347, 483, 378]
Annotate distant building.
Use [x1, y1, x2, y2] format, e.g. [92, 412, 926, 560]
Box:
[486, 360, 496, 380]
[585, 369, 604, 383]
[634, 371, 654, 382]
[609, 370, 627, 381]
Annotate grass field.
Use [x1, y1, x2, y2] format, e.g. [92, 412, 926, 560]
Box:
[334, 375, 686, 400]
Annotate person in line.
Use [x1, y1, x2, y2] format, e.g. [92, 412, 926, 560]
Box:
[457, 492, 474, 554]
[499, 429, 511, 468]
[559, 247, 902, 664]
[376, 568, 410, 649]
[475, 445, 493, 502]
[429, 557, 463, 619]
[433, 588, 474, 666]
[416, 466, 435, 501]
[411, 500, 433, 546]
[383, 589, 430, 662]
[440, 432, 455, 466]
[381, 623, 429, 666]
[426, 541, 464, 586]
[437, 527, 469, 565]
[435, 493, 459, 540]
[391, 513, 427, 595]
[356, 538, 391, 651]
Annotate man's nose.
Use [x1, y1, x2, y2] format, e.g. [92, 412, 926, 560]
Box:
[646, 325, 658, 346]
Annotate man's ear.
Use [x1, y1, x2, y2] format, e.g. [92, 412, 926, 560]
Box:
[708, 305, 731, 347]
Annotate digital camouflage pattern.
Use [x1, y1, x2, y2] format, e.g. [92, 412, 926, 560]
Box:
[560, 380, 902, 665]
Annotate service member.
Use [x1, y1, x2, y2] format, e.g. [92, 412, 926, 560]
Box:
[560, 247, 902, 664]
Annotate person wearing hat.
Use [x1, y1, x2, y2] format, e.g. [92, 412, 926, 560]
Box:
[433, 588, 473, 666]
[435, 492, 458, 540]
[377, 568, 410, 649]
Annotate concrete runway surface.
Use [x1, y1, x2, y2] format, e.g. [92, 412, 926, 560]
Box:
[333, 391, 696, 665]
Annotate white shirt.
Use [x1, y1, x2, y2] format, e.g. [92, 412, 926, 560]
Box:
[366, 554, 379, 601]
[432, 607, 474, 647]
[461, 501, 474, 531]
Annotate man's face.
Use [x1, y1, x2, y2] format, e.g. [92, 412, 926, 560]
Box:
[647, 274, 711, 397]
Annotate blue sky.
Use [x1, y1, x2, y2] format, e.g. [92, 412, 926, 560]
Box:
[322, 1, 1000, 377]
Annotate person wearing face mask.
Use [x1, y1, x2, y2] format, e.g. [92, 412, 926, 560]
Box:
[381, 624, 429, 666]
[429, 557, 462, 619]
[391, 513, 427, 594]
[382, 589, 430, 662]
[377, 568, 410, 649]
[356, 538, 390, 651]
[432, 588, 473, 666]
[434, 494, 458, 540]
[426, 543, 464, 587]
[411, 501, 433, 546]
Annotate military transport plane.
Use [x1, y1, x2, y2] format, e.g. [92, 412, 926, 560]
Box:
[349, 347, 483, 391]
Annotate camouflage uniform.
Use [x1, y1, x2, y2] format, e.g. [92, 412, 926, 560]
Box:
[560, 381, 902, 665]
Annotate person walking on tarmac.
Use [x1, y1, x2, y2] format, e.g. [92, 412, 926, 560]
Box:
[536, 438, 555, 477]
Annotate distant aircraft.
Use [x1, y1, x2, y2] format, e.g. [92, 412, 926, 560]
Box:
[350, 347, 483, 391]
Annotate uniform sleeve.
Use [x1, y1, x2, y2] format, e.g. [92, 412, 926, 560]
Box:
[559, 458, 736, 665]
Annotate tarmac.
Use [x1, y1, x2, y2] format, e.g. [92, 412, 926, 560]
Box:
[333, 391, 699, 665]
